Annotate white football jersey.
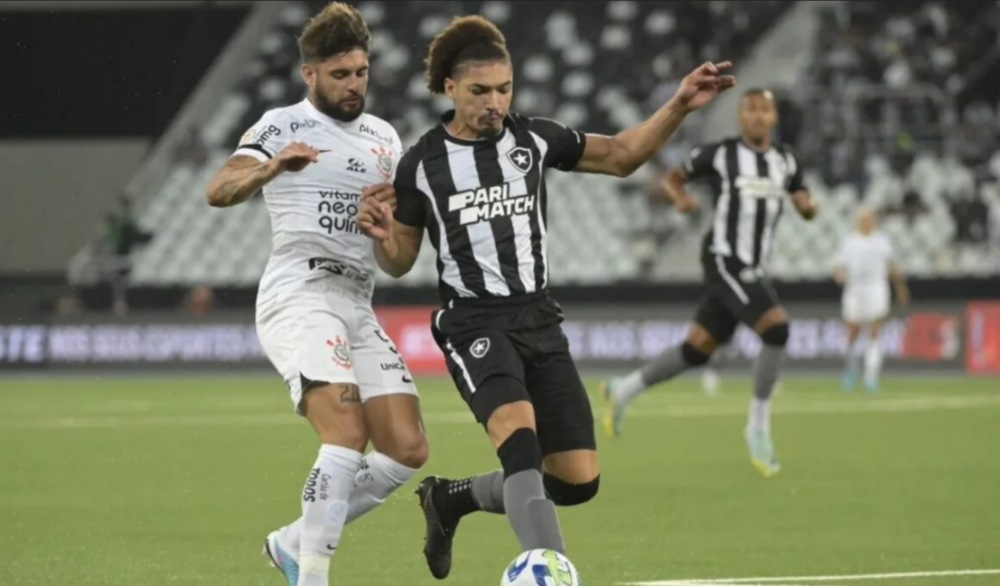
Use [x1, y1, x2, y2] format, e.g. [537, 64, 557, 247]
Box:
[834, 232, 894, 291]
[232, 98, 401, 302]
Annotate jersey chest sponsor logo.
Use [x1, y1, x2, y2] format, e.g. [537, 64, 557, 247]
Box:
[735, 176, 785, 199]
[360, 123, 394, 146]
[289, 118, 321, 133]
[448, 182, 536, 226]
[317, 190, 362, 235]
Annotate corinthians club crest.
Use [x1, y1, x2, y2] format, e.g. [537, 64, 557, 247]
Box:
[506, 147, 533, 174]
[326, 336, 352, 368]
[371, 145, 395, 180]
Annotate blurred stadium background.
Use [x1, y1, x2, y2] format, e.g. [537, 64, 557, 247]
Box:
[2, 2, 999, 585]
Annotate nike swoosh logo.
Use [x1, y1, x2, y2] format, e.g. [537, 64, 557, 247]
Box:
[326, 545, 337, 551]
[403, 375, 413, 383]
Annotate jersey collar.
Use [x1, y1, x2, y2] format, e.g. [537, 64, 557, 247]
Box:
[738, 136, 773, 153]
[439, 110, 509, 146]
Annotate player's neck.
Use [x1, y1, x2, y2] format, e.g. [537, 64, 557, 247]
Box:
[445, 119, 491, 141]
[741, 135, 771, 151]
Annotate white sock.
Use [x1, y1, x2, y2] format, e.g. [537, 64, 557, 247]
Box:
[283, 451, 417, 556]
[748, 397, 771, 433]
[297, 444, 362, 586]
[864, 339, 883, 384]
[614, 371, 647, 405]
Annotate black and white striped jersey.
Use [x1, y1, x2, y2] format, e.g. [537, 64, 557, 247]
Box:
[394, 111, 586, 303]
[685, 138, 806, 269]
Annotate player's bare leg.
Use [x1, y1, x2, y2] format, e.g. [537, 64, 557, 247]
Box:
[863, 320, 884, 393]
[842, 320, 862, 390]
[745, 307, 789, 477]
[280, 394, 428, 559]
[602, 323, 718, 437]
[285, 383, 368, 586]
[417, 399, 566, 579]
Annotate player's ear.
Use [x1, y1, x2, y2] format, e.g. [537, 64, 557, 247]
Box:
[444, 78, 456, 100]
[300, 63, 315, 89]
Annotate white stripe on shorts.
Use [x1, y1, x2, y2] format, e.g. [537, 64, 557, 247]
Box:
[715, 255, 750, 305]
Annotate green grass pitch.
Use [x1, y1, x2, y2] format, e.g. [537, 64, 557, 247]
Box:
[1, 374, 998, 585]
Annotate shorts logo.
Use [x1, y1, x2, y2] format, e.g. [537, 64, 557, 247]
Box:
[506, 147, 533, 174]
[326, 336, 352, 368]
[371, 145, 395, 180]
[470, 338, 490, 359]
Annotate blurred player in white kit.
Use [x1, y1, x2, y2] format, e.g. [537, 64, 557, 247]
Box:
[205, 4, 427, 586]
[832, 207, 910, 392]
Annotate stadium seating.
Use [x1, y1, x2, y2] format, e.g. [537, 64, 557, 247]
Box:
[117, 0, 997, 288]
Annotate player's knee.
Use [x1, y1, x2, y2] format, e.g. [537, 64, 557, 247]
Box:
[389, 432, 429, 469]
[681, 342, 712, 366]
[761, 323, 789, 347]
[497, 428, 542, 477]
[543, 473, 600, 507]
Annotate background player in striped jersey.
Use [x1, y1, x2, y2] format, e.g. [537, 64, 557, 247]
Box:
[205, 4, 427, 586]
[832, 207, 910, 392]
[358, 15, 735, 580]
[602, 89, 818, 478]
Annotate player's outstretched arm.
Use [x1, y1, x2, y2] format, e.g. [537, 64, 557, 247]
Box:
[358, 197, 423, 278]
[791, 189, 818, 220]
[205, 142, 325, 207]
[574, 61, 736, 177]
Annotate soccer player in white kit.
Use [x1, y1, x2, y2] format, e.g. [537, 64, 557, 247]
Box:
[205, 5, 427, 586]
[832, 207, 910, 392]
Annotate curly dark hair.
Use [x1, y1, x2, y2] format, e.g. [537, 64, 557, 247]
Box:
[425, 15, 510, 94]
[298, 2, 371, 63]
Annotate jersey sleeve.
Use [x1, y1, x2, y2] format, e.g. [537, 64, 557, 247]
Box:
[526, 117, 587, 172]
[232, 109, 289, 162]
[393, 152, 427, 228]
[683, 143, 718, 180]
[783, 147, 806, 193]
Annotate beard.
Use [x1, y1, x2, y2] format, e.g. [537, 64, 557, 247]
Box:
[313, 89, 366, 122]
[476, 115, 504, 139]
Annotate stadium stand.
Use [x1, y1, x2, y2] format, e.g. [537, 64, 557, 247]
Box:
[80, 0, 997, 288]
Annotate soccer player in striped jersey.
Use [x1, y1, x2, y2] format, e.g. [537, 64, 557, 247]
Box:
[357, 16, 735, 579]
[602, 89, 818, 478]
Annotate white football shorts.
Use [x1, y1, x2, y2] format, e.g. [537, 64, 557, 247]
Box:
[256, 288, 417, 414]
[842, 285, 890, 324]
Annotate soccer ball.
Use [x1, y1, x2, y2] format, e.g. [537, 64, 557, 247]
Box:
[501, 549, 581, 586]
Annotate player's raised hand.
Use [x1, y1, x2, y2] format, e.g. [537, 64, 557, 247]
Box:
[672, 61, 737, 113]
[358, 197, 393, 241]
[271, 141, 328, 173]
[362, 182, 397, 210]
